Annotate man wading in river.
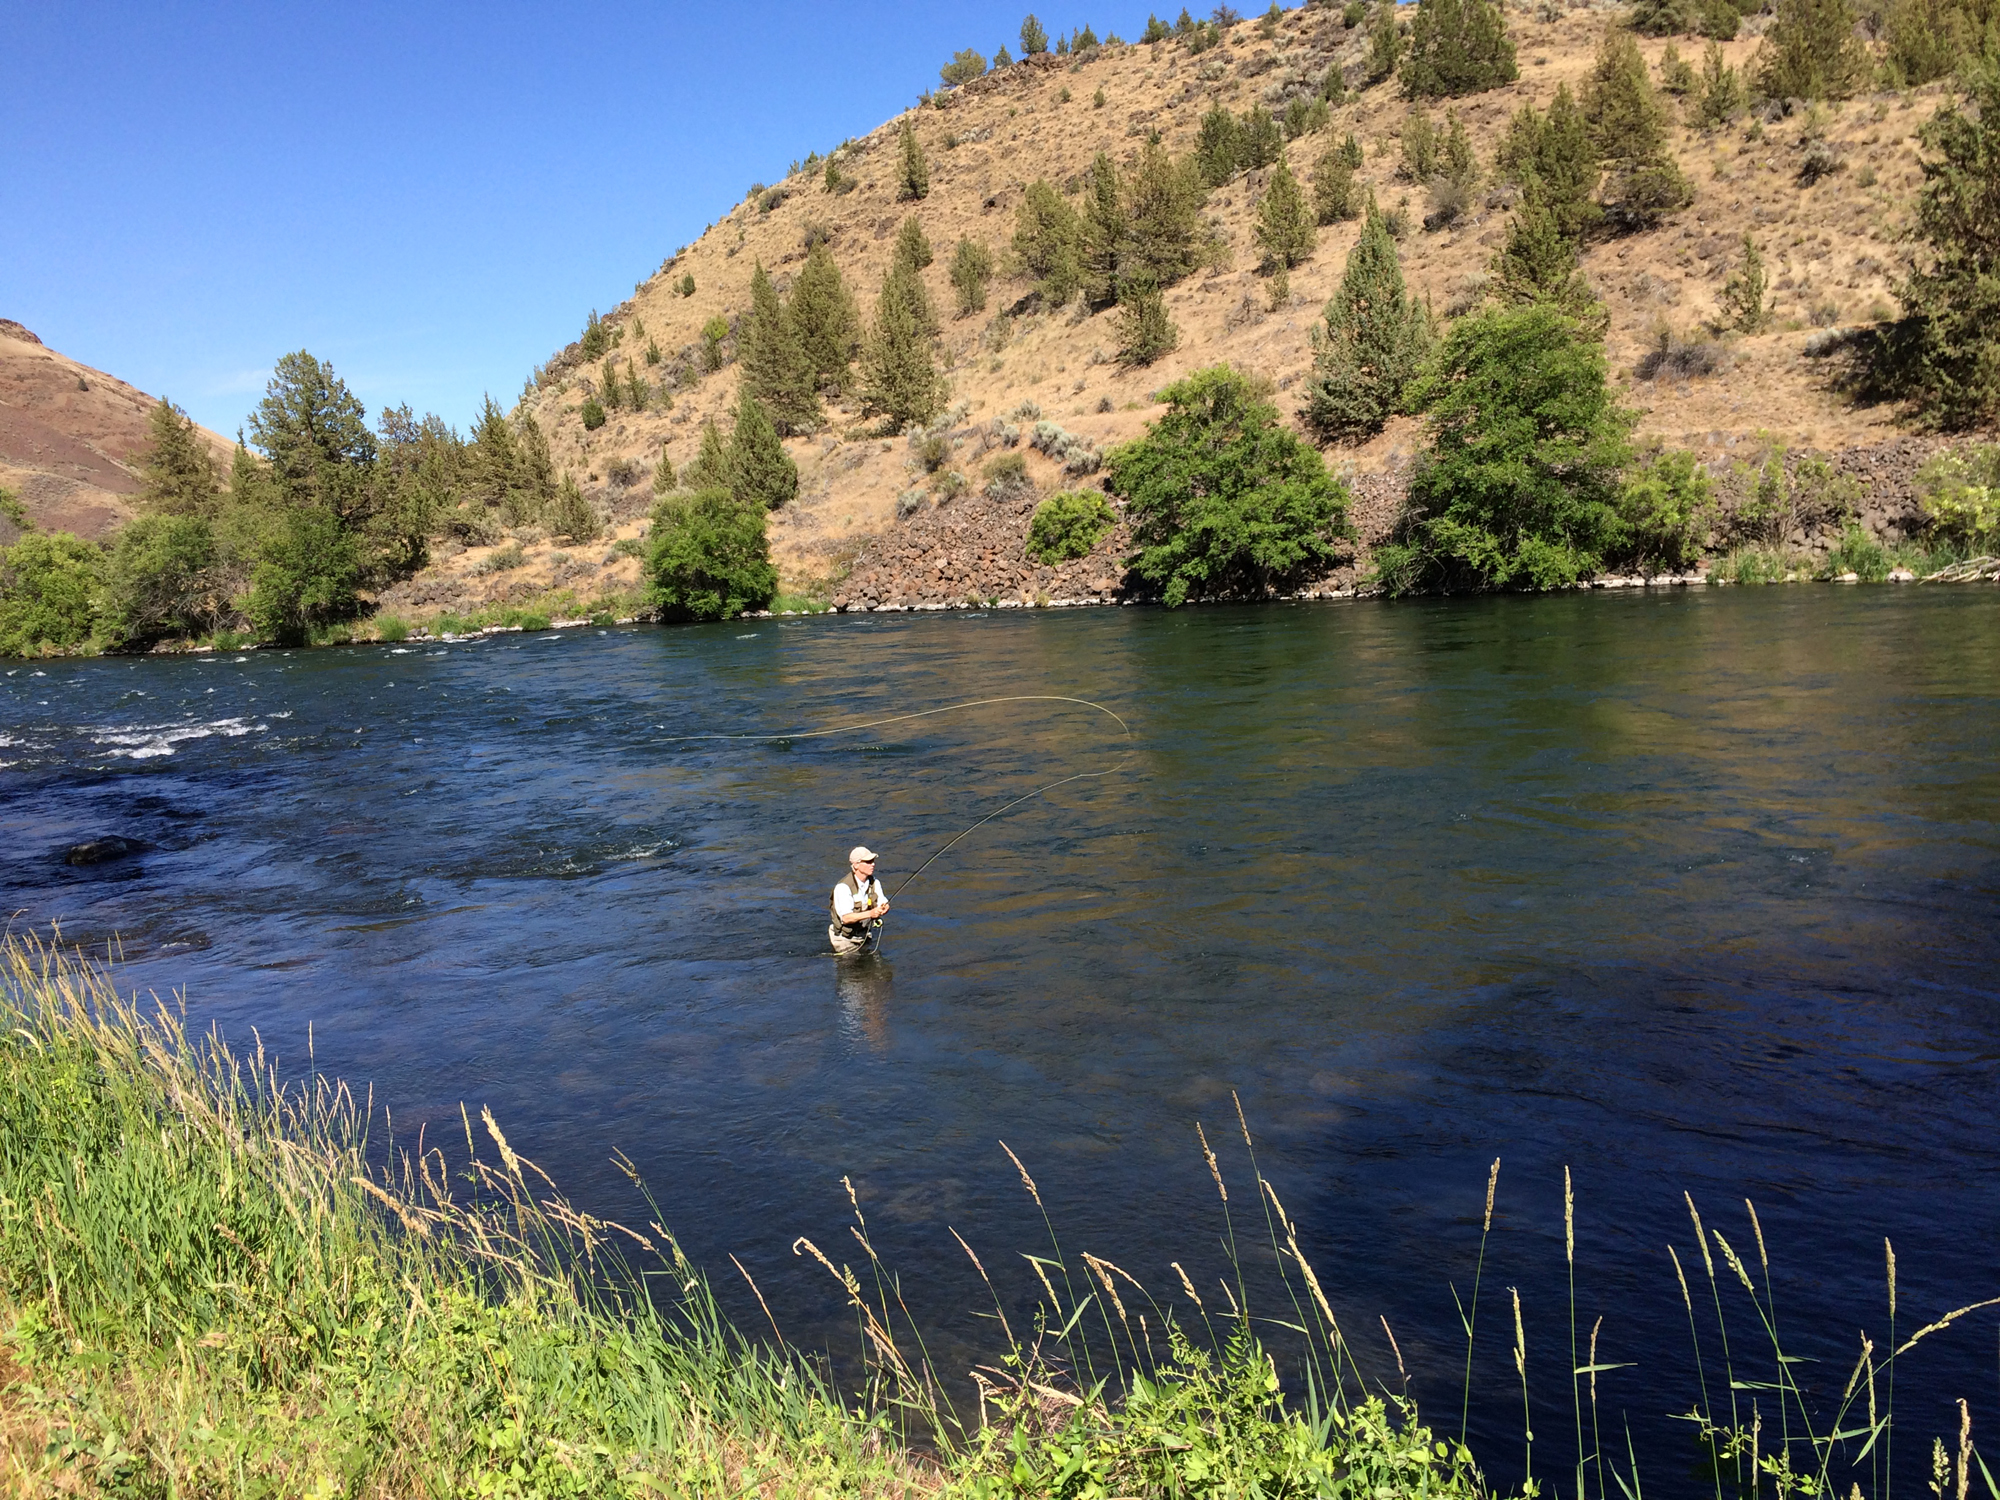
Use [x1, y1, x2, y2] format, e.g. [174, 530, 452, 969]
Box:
[829, 846, 889, 956]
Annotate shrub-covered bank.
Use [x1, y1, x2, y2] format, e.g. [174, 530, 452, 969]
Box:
[5, 935, 1998, 1498]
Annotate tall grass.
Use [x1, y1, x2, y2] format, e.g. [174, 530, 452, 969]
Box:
[3, 935, 1995, 1498]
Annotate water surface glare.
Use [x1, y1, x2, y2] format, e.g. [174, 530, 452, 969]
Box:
[5, 589, 1998, 1487]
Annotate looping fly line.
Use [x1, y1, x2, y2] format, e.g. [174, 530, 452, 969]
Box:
[659, 695, 1134, 897]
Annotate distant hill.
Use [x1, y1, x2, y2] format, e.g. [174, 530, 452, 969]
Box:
[0, 320, 233, 544]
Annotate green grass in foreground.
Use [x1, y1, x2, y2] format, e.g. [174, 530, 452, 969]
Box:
[2, 937, 1995, 1498]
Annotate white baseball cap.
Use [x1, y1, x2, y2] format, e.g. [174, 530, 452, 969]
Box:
[849, 846, 879, 863]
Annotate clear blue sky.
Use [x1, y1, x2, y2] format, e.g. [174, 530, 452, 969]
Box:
[2, 1, 1166, 440]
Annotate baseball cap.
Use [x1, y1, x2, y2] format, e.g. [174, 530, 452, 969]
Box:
[849, 846, 878, 863]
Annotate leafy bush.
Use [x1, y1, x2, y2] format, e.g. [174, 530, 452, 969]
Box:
[1916, 444, 2000, 551]
[1108, 364, 1354, 606]
[1821, 523, 1891, 580]
[101, 513, 232, 646]
[644, 487, 778, 621]
[1029, 420, 1103, 475]
[1027, 491, 1118, 563]
[246, 508, 363, 646]
[1377, 304, 1634, 593]
[0, 531, 103, 657]
[1615, 448, 1714, 570]
[474, 540, 527, 574]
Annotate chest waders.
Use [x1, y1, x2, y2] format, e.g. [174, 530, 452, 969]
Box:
[829, 873, 885, 955]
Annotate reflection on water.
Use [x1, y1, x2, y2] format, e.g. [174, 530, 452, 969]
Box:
[3, 590, 1998, 1491]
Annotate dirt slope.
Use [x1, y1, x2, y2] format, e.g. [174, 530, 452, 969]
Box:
[452, 3, 1948, 611]
[0, 320, 234, 544]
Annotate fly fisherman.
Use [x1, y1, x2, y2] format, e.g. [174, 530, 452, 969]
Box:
[829, 845, 890, 956]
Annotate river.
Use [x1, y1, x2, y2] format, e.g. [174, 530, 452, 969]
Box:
[5, 587, 1997, 1492]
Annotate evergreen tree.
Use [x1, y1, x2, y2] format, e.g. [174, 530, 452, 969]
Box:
[627, 363, 652, 411]
[246, 351, 378, 523]
[1694, 41, 1748, 126]
[1376, 304, 1633, 592]
[1122, 139, 1210, 286]
[518, 414, 556, 511]
[1013, 179, 1086, 304]
[600, 357, 623, 410]
[1314, 140, 1361, 223]
[1144, 12, 1173, 40]
[136, 399, 221, 518]
[1117, 274, 1181, 364]
[863, 263, 951, 430]
[1489, 188, 1605, 327]
[1323, 61, 1350, 103]
[1340, 132, 1365, 170]
[1021, 13, 1051, 52]
[1196, 102, 1245, 185]
[1239, 109, 1284, 169]
[687, 420, 732, 490]
[1081, 151, 1130, 303]
[469, 394, 523, 512]
[1756, 0, 1870, 99]
[653, 447, 677, 496]
[1583, 31, 1694, 228]
[994, 43, 1014, 65]
[1498, 85, 1601, 240]
[892, 215, 935, 274]
[1400, 0, 1518, 97]
[101, 513, 229, 646]
[1720, 233, 1772, 331]
[898, 120, 931, 201]
[548, 473, 602, 543]
[1365, 0, 1407, 84]
[727, 387, 800, 510]
[791, 241, 861, 392]
[1255, 153, 1318, 268]
[579, 309, 609, 360]
[1882, 0, 1962, 85]
[1301, 198, 1435, 441]
[739, 261, 821, 434]
[227, 440, 278, 515]
[1400, 109, 1443, 182]
[1440, 109, 1480, 189]
[950, 237, 996, 314]
[1895, 63, 2000, 427]
[941, 47, 989, 85]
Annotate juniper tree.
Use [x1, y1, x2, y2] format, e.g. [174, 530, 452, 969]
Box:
[1694, 42, 1748, 125]
[1255, 153, 1318, 268]
[653, 448, 678, 496]
[1144, 12, 1173, 39]
[892, 216, 935, 274]
[600, 357, 623, 411]
[739, 262, 821, 433]
[548, 473, 601, 543]
[1080, 152, 1130, 304]
[941, 47, 989, 85]
[950, 237, 996, 314]
[1489, 189, 1605, 328]
[1882, 0, 1961, 85]
[1302, 197, 1435, 441]
[1021, 13, 1050, 52]
[1014, 179, 1086, 304]
[1365, 0, 1407, 85]
[580, 310, 610, 360]
[1323, 61, 1350, 103]
[1440, 110, 1479, 189]
[1284, 95, 1331, 139]
[1197, 102, 1245, 185]
[727, 387, 799, 510]
[627, 363, 652, 411]
[246, 350, 377, 523]
[687, 420, 731, 490]
[1122, 140, 1211, 287]
[1400, 0, 1518, 98]
[1239, 109, 1285, 169]
[136, 400, 221, 518]
[1400, 110, 1443, 181]
[1583, 31, 1694, 229]
[701, 316, 730, 372]
[1756, 0, 1870, 99]
[1313, 140, 1362, 222]
[1117, 276, 1182, 365]
[864, 262, 950, 430]
[791, 240, 861, 390]
[898, 120, 931, 201]
[1720, 233, 1772, 331]
[1497, 85, 1601, 240]
[1895, 63, 2000, 427]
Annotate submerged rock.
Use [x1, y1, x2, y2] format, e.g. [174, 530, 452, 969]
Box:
[64, 836, 146, 867]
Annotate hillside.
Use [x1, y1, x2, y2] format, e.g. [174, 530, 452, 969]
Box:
[379, 7, 1969, 619]
[0, 321, 234, 546]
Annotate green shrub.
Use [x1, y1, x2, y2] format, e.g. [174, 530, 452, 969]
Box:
[474, 541, 527, 575]
[1027, 491, 1118, 563]
[1399, 0, 1518, 98]
[941, 47, 988, 85]
[1108, 364, 1354, 605]
[1714, 543, 1799, 583]
[1377, 304, 1634, 593]
[984, 451, 1035, 500]
[581, 398, 607, 431]
[246, 508, 362, 646]
[701, 316, 731, 372]
[101, 513, 232, 646]
[1755, 0, 1869, 100]
[374, 615, 410, 643]
[1615, 448, 1714, 571]
[0, 531, 103, 657]
[678, 272, 696, 297]
[1014, 179, 1087, 305]
[1915, 443, 2000, 551]
[644, 487, 778, 621]
[1313, 142, 1361, 223]
[1822, 523, 1891, 579]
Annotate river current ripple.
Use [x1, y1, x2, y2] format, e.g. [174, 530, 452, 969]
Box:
[4, 588, 1997, 1489]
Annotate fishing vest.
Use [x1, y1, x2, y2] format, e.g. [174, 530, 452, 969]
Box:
[830, 872, 885, 927]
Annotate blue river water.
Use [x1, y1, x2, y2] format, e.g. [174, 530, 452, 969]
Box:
[4, 587, 1997, 1492]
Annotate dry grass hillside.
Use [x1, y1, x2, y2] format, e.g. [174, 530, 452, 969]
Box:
[425, 1, 1951, 613]
[0, 321, 233, 545]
